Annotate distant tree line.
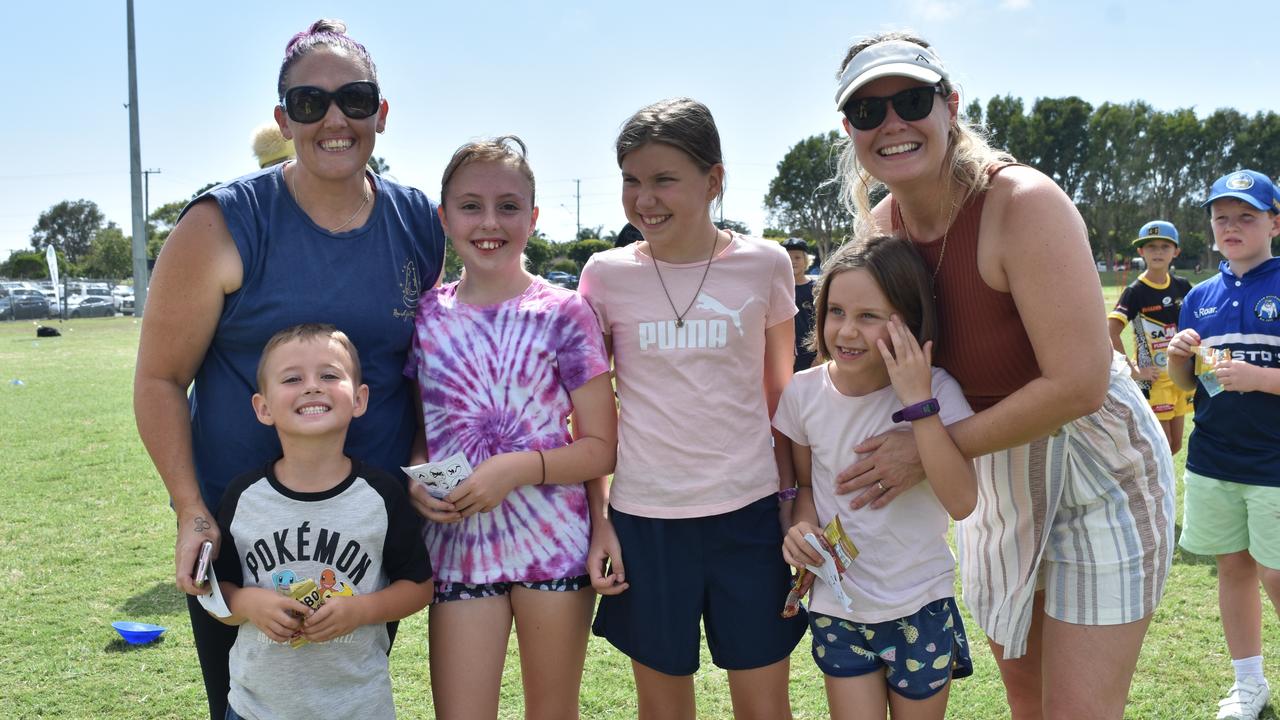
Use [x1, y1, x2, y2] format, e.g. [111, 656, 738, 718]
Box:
[764, 99, 1280, 268]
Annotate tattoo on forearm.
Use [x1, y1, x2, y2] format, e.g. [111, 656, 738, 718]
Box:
[194, 516, 211, 533]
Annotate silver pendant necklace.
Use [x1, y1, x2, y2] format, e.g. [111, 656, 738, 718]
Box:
[649, 229, 720, 328]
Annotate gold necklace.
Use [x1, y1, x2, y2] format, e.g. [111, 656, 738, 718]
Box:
[649, 229, 720, 328]
[896, 197, 958, 292]
[289, 165, 371, 233]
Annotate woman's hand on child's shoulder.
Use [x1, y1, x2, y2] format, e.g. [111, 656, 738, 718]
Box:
[407, 481, 463, 524]
[878, 316, 933, 406]
[782, 521, 825, 570]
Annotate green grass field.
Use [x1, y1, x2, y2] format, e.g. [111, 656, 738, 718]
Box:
[0, 279, 1276, 718]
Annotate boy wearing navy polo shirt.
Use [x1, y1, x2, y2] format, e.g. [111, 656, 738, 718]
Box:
[1168, 169, 1280, 720]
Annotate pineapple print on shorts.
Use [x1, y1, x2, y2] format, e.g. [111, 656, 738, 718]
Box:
[806, 598, 975, 698]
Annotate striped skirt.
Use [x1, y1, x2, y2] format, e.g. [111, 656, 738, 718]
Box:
[956, 352, 1175, 659]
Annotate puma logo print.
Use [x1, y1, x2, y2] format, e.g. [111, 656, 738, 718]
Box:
[695, 293, 756, 336]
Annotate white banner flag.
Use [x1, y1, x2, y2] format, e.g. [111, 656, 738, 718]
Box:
[45, 245, 60, 310]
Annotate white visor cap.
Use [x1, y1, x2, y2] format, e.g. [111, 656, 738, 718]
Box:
[835, 40, 949, 111]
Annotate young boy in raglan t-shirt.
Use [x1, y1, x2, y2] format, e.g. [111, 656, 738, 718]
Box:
[212, 323, 432, 720]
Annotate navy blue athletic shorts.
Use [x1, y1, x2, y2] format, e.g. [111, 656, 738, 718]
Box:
[592, 494, 807, 675]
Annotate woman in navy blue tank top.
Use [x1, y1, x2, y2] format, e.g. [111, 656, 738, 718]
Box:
[133, 19, 445, 720]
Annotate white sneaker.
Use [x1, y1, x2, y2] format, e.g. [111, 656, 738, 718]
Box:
[1217, 678, 1270, 720]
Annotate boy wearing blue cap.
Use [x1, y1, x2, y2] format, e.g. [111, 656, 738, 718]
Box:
[1167, 169, 1280, 720]
[1108, 220, 1194, 453]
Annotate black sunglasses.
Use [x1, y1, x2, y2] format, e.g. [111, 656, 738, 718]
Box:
[282, 81, 381, 124]
[842, 85, 942, 131]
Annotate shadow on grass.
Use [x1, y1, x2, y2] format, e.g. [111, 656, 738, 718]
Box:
[104, 635, 168, 653]
[119, 581, 187, 616]
[1171, 523, 1217, 569]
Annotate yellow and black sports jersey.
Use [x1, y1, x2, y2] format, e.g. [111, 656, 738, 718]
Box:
[1108, 274, 1193, 388]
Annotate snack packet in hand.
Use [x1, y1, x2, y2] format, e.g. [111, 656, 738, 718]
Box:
[280, 578, 323, 648]
[1196, 346, 1227, 397]
[781, 517, 860, 618]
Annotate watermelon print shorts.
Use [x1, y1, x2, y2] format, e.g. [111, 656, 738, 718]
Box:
[809, 598, 973, 700]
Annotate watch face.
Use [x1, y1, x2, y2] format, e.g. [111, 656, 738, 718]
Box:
[898, 399, 940, 421]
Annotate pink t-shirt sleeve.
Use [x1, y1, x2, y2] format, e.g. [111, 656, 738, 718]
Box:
[932, 368, 974, 426]
[578, 258, 610, 333]
[771, 376, 810, 446]
[766, 243, 798, 328]
[553, 293, 610, 392]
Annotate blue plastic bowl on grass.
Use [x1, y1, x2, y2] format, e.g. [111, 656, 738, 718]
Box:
[112, 621, 166, 645]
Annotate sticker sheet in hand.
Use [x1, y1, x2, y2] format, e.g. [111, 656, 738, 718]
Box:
[403, 451, 474, 499]
[782, 517, 859, 618]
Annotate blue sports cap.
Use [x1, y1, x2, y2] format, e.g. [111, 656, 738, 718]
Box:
[1202, 169, 1280, 214]
[1133, 220, 1179, 248]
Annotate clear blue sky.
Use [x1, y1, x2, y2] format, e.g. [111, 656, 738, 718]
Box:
[5, 1, 1276, 256]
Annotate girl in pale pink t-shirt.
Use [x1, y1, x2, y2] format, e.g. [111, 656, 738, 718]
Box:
[403, 136, 619, 719]
[579, 97, 806, 718]
[775, 235, 977, 719]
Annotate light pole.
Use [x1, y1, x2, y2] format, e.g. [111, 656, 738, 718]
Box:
[126, 0, 150, 316]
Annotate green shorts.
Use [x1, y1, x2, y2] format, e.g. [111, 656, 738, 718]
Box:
[1179, 470, 1280, 569]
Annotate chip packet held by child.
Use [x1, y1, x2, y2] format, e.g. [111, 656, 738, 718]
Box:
[782, 516, 859, 618]
[281, 578, 323, 648]
[1196, 345, 1228, 397]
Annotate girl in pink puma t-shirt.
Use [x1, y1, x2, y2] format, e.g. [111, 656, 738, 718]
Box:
[580, 98, 806, 718]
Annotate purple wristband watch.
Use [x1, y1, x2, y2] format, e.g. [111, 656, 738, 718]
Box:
[892, 398, 941, 423]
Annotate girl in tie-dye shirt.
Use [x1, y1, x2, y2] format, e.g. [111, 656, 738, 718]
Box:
[403, 137, 619, 718]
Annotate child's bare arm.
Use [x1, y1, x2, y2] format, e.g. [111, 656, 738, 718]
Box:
[1166, 328, 1200, 391]
[449, 372, 617, 518]
[1109, 317, 1157, 382]
[782, 441, 824, 569]
[765, 320, 797, 494]
[1107, 317, 1127, 356]
[908, 416, 977, 520]
[408, 382, 428, 466]
[880, 318, 977, 521]
[405, 382, 464, 524]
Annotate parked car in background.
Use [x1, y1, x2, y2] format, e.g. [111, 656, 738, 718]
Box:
[0, 288, 52, 320]
[112, 286, 135, 315]
[66, 295, 115, 318]
[41, 290, 60, 316]
[545, 271, 579, 289]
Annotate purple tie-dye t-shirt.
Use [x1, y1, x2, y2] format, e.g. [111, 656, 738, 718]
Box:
[404, 278, 609, 584]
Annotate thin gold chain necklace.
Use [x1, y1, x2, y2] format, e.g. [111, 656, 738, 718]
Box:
[289, 165, 370, 233]
[649, 229, 721, 328]
[896, 197, 958, 294]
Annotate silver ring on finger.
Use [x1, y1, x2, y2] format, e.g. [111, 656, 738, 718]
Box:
[877, 480, 886, 492]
